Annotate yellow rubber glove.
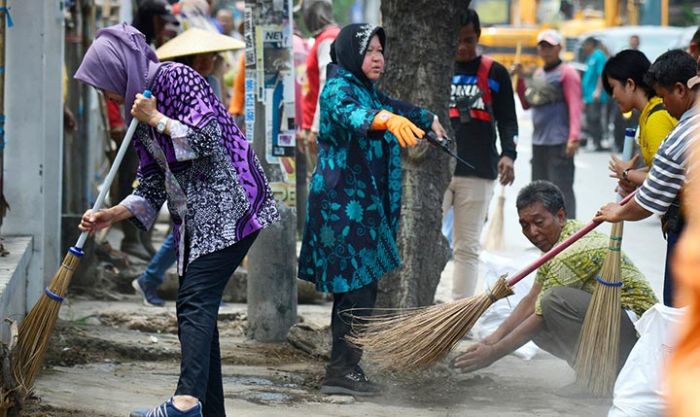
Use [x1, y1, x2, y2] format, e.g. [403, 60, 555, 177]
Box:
[372, 110, 424, 148]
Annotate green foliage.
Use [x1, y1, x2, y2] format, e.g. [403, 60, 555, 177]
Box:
[333, 0, 357, 26]
[677, 4, 700, 26]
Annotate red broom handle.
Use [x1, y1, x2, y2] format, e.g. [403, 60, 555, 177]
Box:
[506, 191, 636, 286]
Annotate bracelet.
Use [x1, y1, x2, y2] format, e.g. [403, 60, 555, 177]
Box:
[622, 168, 630, 180]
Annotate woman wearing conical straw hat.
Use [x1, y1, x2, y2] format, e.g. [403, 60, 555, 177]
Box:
[75, 23, 278, 417]
[454, 182, 657, 385]
[297, 23, 447, 396]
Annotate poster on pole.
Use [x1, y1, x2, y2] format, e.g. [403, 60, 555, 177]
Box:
[244, 5, 255, 65]
[244, 70, 256, 142]
[260, 24, 295, 161]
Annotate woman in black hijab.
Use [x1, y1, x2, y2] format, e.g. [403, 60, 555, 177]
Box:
[298, 23, 446, 396]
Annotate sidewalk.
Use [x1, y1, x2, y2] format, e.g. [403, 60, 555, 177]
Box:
[31, 296, 611, 417]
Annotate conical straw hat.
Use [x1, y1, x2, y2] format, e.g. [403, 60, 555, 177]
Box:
[156, 27, 245, 60]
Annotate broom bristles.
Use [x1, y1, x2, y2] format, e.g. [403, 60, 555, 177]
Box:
[574, 222, 624, 396]
[13, 251, 80, 393]
[484, 190, 505, 252]
[348, 276, 514, 370]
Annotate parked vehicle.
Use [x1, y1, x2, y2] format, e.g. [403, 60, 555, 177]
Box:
[573, 25, 688, 64]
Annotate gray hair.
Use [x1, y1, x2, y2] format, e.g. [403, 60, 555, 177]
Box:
[516, 181, 566, 216]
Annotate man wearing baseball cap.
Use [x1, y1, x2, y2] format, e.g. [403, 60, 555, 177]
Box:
[514, 29, 582, 218]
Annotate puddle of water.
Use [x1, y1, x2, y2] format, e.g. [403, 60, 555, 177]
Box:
[247, 391, 292, 402]
[223, 375, 297, 389]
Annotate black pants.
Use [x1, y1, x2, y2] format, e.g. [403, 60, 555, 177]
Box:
[327, 281, 378, 377]
[531, 143, 576, 219]
[175, 231, 258, 417]
[584, 102, 603, 147]
[664, 227, 684, 307]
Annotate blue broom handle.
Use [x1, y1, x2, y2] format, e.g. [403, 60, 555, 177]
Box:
[74, 90, 152, 250]
[621, 128, 636, 162]
[617, 127, 636, 203]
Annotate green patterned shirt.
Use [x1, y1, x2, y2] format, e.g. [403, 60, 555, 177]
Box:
[535, 220, 658, 317]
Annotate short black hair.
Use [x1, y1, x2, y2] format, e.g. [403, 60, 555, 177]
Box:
[644, 49, 697, 90]
[602, 49, 653, 97]
[460, 8, 481, 37]
[692, 26, 700, 45]
[516, 181, 566, 216]
[583, 36, 599, 47]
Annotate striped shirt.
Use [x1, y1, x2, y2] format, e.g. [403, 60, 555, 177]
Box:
[636, 107, 700, 215]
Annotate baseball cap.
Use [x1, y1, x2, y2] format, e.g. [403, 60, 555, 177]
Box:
[537, 29, 562, 46]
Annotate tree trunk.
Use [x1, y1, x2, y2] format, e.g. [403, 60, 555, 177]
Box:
[376, 0, 470, 308]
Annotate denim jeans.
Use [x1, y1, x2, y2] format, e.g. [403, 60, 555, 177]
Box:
[141, 231, 177, 288]
[175, 231, 258, 417]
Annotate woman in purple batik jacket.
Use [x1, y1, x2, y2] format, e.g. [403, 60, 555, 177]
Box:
[76, 23, 278, 417]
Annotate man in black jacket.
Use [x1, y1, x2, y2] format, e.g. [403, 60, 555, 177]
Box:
[442, 8, 518, 300]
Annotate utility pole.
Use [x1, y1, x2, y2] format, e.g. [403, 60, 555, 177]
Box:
[244, 0, 297, 342]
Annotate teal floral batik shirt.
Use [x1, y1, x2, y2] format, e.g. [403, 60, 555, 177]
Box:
[298, 64, 434, 293]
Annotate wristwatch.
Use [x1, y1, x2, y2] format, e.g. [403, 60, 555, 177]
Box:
[156, 116, 169, 134]
[622, 168, 630, 181]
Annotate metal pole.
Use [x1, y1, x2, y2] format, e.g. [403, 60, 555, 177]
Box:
[0, 0, 11, 256]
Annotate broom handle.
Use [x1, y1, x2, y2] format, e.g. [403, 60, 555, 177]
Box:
[74, 90, 153, 250]
[617, 128, 636, 203]
[506, 191, 636, 286]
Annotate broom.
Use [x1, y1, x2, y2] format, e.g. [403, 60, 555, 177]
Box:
[348, 192, 637, 370]
[12, 90, 152, 392]
[573, 127, 637, 395]
[482, 42, 521, 253]
[483, 186, 505, 252]
[573, 221, 624, 396]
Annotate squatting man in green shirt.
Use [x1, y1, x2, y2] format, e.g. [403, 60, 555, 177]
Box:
[453, 180, 658, 374]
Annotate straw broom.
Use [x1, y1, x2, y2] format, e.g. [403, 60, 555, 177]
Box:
[348, 192, 637, 370]
[573, 221, 624, 396]
[12, 90, 151, 393]
[483, 186, 505, 252]
[482, 42, 521, 253]
[573, 128, 637, 395]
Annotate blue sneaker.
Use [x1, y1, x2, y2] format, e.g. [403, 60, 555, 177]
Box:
[132, 277, 165, 307]
[130, 398, 202, 417]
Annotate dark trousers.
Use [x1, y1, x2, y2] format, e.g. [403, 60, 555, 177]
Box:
[584, 102, 603, 147]
[327, 281, 378, 377]
[175, 232, 258, 417]
[664, 227, 683, 307]
[533, 287, 638, 372]
[532, 143, 576, 218]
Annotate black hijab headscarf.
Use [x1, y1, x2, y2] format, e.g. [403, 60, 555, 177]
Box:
[330, 23, 386, 87]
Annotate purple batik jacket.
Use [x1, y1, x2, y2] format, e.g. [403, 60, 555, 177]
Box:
[121, 62, 278, 272]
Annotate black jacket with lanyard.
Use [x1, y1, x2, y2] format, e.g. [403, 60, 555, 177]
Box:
[449, 55, 518, 179]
